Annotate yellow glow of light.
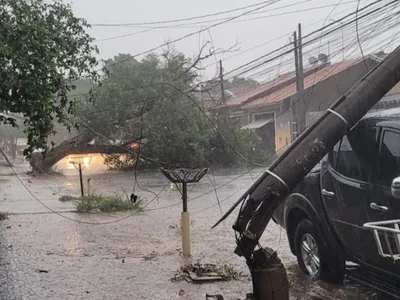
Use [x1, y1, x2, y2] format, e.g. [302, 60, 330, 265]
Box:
[83, 157, 90, 168]
[66, 155, 91, 169]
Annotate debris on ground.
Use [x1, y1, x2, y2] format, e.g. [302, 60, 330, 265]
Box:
[206, 293, 224, 300]
[171, 262, 239, 283]
[142, 251, 157, 261]
[35, 269, 49, 273]
[0, 213, 8, 221]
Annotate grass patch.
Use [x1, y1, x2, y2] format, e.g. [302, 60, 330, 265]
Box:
[59, 195, 79, 202]
[74, 194, 143, 212]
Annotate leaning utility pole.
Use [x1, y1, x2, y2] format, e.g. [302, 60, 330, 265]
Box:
[214, 45, 400, 298]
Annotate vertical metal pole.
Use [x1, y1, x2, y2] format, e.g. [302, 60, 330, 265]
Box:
[182, 182, 188, 212]
[292, 31, 300, 141]
[297, 23, 306, 134]
[78, 163, 84, 197]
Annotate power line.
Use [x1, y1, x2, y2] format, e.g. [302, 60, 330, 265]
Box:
[72, 0, 391, 112]
[91, 0, 278, 27]
[222, 0, 388, 78]
[202, 0, 376, 69]
[92, 0, 354, 36]
[74, 12, 385, 121]
[223, 0, 396, 79]
[99, 0, 282, 70]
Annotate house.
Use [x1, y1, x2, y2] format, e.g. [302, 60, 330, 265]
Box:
[213, 55, 400, 155]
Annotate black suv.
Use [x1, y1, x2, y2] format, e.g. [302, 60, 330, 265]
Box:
[273, 107, 400, 298]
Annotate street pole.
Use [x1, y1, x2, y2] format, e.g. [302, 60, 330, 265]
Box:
[292, 31, 300, 140]
[297, 23, 306, 134]
[160, 168, 208, 258]
[78, 163, 84, 197]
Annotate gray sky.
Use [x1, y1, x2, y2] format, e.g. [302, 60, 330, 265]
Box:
[71, 0, 387, 80]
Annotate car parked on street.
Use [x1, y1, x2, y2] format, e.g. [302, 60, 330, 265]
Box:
[273, 107, 400, 298]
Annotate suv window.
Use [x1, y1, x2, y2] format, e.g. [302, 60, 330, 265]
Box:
[336, 136, 365, 180]
[376, 130, 400, 186]
[330, 127, 378, 182]
[329, 140, 340, 167]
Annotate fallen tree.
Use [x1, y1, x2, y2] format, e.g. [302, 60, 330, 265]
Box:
[29, 134, 94, 173]
[29, 133, 141, 173]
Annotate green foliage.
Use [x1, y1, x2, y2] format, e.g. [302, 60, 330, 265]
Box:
[77, 49, 266, 169]
[74, 194, 143, 212]
[208, 120, 268, 167]
[103, 154, 138, 170]
[0, 0, 99, 155]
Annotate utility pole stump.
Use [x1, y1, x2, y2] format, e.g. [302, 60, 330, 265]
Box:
[246, 248, 289, 300]
[161, 167, 208, 258]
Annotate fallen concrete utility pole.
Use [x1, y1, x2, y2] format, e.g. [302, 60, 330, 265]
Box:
[213, 45, 400, 298]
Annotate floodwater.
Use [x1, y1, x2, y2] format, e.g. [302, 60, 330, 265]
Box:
[0, 159, 383, 299]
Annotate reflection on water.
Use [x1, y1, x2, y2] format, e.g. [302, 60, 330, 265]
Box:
[67, 231, 83, 256]
[66, 156, 91, 170]
[56, 153, 109, 175]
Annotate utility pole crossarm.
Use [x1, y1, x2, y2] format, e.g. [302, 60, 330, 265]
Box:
[215, 46, 400, 258]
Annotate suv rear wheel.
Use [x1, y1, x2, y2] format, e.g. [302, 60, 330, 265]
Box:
[294, 219, 345, 284]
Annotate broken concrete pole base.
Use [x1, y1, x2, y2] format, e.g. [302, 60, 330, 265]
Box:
[247, 248, 289, 300]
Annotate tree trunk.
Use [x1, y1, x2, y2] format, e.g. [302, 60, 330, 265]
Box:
[29, 134, 93, 173]
[29, 134, 134, 173]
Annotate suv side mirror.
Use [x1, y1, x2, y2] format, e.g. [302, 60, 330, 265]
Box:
[391, 177, 400, 199]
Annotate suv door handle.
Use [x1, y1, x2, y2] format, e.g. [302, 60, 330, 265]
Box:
[322, 189, 335, 197]
[370, 202, 389, 212]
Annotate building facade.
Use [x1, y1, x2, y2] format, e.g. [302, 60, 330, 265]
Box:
[214, 55, 400, 155]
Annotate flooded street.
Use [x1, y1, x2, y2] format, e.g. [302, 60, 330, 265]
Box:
[0, 159, 380, 299]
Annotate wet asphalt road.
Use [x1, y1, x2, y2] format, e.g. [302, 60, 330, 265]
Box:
[0, 161, 383, 299]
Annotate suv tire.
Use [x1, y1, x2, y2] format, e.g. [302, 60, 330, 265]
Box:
[294, 219, 345, 284]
